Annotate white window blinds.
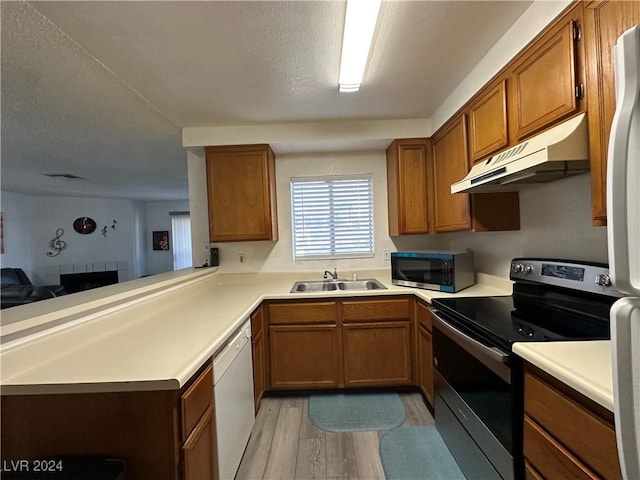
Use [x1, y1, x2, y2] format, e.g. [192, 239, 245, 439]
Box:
[291, 175, 374, 260]
[170, 212, 193, 270]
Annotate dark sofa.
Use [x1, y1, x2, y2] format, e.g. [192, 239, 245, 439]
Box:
[1, 268, 67, 309]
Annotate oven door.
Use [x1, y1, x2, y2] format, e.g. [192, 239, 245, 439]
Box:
[430, 307, 521, 480]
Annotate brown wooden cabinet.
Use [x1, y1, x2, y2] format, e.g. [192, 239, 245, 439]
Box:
[205, 144, 278, 242]
[265, 297, 416, 390]
[251, 304, 266, 411]
[342, 322, 411, 386]
[432, 114, 473, 232]
[342, 298, 412, 387]
[182, 405, 217, 480]
[178, 365, 217, 480]
[509, 5, 585, 141]
[386, 138, 432, 235]
[267, 300, 341, 389]
[1, 362, 218, 480]
[523, 364, 622, 480]
[431, 114, 520, 233]
[584, 1, 640, 225]
[415, 299, 434, 407]
[269, 324, 342, 389]
[468, 79, 509, 163]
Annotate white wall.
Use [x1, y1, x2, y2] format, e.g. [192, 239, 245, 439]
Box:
[187, 147, 211, 268]
[426, 0, 608, 277]
[144, 200, 190, 276]
[189, 150, 446, 274]
[0, 193, 145, 285]
[0, 191, 194, 284]
[1, 191, 37, 277]
[188, 150, 606, 279]
[430, 0, 571, 132]
[440, 174, 608, 277]
[30, 196, 141, 284]
[184, 0, 608, 279]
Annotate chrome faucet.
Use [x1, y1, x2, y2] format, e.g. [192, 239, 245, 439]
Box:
[323, 268, 338, 280]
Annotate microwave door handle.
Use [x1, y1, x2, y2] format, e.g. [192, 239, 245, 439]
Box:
[429, 307, 510, 371]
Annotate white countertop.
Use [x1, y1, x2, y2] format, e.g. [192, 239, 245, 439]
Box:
[0, 269, 511, 395]
[513, 341, 614, 411]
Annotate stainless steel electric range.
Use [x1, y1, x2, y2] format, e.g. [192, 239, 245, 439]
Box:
[429, 258, 623, 480]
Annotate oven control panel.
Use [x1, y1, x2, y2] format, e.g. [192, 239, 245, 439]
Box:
[510, 258, 623, 297]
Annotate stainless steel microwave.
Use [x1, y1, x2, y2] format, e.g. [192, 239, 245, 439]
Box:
[390, 250, 474, 292]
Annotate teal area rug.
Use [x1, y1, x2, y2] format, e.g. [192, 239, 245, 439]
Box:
[380, 426, 466, 480]
[308, 392, 406, 432]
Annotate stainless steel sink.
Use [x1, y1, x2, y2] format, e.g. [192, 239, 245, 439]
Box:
[290, 281, 339, 293]
[336, 279, 387, 291]
[290, 279, 387, 293]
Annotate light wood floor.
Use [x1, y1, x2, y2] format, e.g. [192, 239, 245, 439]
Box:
[235, 392, 435, 480]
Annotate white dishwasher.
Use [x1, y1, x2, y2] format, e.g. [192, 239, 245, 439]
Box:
[213, 320, 256, 480]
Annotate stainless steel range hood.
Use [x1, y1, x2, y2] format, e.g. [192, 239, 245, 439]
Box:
[451, 113, 589, 194]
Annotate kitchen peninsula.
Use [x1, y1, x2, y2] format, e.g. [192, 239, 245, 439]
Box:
[1, 268, 510, 479]
[1, 268, 512, 394]
[1, 267, 620, 479]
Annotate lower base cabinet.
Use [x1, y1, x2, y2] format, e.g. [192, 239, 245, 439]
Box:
[264, 296, 414, 392]
[415, 299, 434, 406]
[1, 362, 218, 480]
[269, 324, 341, 389]
[416, 323, 434, 405]
[251, 305, 266, 410]
[182, 405, 217, 480]
[523, 364, 622, 480]
[343, 321, 412, 386]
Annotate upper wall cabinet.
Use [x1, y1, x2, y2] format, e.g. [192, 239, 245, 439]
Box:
[205, 144, 278, 242]
[467, 79, 509, 164]
[432, 114, 521, 234]
[509, 5, 585, 141]
[584, 0, 640, 226]
[386, 138, 432, 235]
[432, 114, 473, 232]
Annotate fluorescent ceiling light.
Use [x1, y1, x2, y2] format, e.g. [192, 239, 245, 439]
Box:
[338, 0, 382, 93]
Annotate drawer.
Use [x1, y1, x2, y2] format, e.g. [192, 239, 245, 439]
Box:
[524, 416, 598, 480]
[524, 372, 621, 479]
[342, 297, 411, 322]
[415, 299, 432, 331]
[181, 363, 213, 440]
[268, 301, 337, 324]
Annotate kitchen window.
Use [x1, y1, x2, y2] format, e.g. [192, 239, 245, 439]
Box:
[291, 174, 374, 261]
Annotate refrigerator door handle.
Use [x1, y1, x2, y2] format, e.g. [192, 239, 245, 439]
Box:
[607, 25, 640, 297]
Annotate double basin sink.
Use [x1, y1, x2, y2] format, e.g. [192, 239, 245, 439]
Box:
[290, 279, 387, 293]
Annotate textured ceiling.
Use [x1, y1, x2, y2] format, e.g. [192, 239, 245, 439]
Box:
[1, 0, 533, 201]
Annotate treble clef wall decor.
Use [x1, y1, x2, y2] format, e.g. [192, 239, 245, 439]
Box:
[46, 228, 67, 257]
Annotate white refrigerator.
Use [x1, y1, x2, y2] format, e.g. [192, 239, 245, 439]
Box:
[607, 24, 640, 480]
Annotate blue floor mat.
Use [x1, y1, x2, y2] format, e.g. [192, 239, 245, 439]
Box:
[308, 392, 406, 432]
[380, 426, 466, 480]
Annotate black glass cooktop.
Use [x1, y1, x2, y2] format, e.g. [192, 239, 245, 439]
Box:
[432, 287, 613, 352]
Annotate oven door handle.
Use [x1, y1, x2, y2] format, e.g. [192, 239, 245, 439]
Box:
[429, 307, 509, 365]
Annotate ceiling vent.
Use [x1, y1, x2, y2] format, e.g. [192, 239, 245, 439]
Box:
[43, 173, 87, 180]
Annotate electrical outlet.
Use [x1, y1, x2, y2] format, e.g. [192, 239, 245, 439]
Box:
[238, 253, 246, 264]
[383, 249, 391, 261]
